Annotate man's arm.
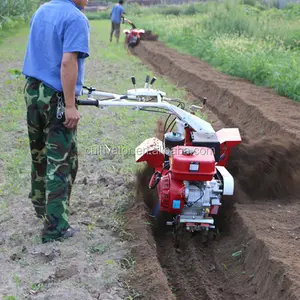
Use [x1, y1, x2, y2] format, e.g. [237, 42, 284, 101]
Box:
[62, 15, 90, 129]
[61, 52, 79, 129]
[121, 7, 125, 22]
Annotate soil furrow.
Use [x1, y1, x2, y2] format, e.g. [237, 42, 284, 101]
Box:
[125, 40, 300, 300]
[131, 41, 300, 142]
[155, 231, 237, 300]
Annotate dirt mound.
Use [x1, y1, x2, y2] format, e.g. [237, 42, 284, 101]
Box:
[123, 165, 175, 300]
[135, 164, 157, 212]
[131, 41, 300, 142]
[134, 119, 165, 213]
[130, 164, 300, 300]
[141, 30, 159, 41]
[126, 40, 300, 300]
[228, 136, 300, 201]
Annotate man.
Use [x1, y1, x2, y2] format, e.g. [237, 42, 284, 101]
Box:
[22, 0, 90, 243]
[110, 0, 125, 43]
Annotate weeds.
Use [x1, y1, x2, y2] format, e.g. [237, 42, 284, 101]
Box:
[120, 255, 136, 274]
[123, 280, 141, 300]
[85, 10, 110, 20]
[129, 0, 300, 102]
[88, 244, 108, 255]
[29, 282, 44, 294]
[3, 275, 20, 300]
[0, 0, 39, 33]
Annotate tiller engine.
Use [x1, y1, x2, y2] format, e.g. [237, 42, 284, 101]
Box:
[76, 76, 241, 246]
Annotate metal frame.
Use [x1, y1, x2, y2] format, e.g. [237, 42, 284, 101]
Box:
[79, 84, 215, 134]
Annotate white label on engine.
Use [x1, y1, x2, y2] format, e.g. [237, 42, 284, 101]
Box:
[189, 162, 199, 172]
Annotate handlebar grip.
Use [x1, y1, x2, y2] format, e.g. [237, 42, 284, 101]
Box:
[76, 99, 99, 107]
[131, 76, 136, 85]
[145, 75, 150, 83]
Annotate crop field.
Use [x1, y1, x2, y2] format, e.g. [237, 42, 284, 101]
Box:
[1, 1, 300, 300]
[122, 1, 300, 101]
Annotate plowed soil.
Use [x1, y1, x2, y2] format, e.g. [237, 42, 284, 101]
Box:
[123, 41, 300, 300]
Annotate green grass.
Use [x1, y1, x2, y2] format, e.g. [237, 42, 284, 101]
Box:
[85, 10, 111, 20]
[121, 1, 300, 102]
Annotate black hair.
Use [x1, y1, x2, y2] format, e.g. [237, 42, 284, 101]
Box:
[119, 0, 124, 4]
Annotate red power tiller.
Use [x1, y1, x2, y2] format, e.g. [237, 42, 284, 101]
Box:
[76, 76, 242, 246]
[123, 19, 145, 48]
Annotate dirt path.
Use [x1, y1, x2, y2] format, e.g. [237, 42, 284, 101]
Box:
[122, 40, 300, 300]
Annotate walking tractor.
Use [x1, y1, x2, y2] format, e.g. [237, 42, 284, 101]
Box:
[123, 19, 145, 48]
[77, 76, 242, 246]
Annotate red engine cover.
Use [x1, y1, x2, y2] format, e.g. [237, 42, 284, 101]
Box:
[157, 171, 185, 214]
[170, 146, 216, 181]
[130, 30, 140, 36]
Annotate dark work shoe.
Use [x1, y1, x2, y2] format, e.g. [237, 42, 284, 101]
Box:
[61, 227, 80, 239]
[41, 226, 80, 244]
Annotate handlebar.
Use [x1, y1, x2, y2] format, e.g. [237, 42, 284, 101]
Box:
[76, 76, 213, 134]
[76, 99, 99, 107]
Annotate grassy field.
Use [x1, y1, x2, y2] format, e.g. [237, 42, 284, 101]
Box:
[94, 1, 300, 102]
[0, 19, 186, 299]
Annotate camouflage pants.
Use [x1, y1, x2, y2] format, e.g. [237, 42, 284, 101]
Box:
[24, 77, 78, 243]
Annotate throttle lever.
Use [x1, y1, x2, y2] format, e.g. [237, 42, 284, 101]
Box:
[131, 76, 136, 90]
[150, 77, 156, 88]
[144, 75, 150, 88]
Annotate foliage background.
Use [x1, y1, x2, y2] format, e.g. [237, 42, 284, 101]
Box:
[86, 0, 300, 102]
[0, 0, 40, 32]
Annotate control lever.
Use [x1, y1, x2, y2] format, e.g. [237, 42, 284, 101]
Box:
[144, 75, 150, 88]
[150, 77, 156, 89]
[131, 76, 136, 90]
[83, 86, 96, 94]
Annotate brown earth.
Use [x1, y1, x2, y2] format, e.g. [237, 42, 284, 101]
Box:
[140, 31, 159, 41]
[122, 41, 300, 300]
